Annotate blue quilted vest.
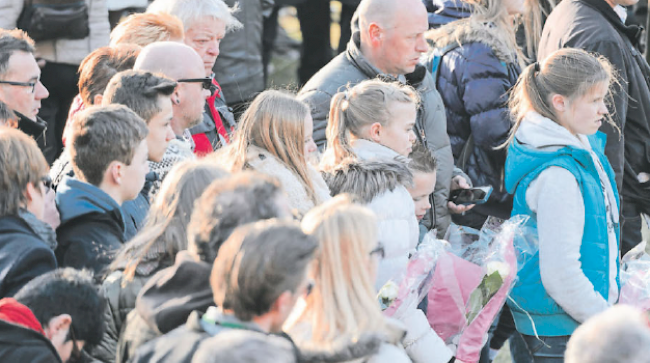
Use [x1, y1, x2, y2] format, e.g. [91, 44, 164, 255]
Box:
[504, 131, 620, 336]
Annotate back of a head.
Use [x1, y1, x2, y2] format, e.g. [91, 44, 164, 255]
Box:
[565, 305, 650, 363]
[102, 70, 177, 122]
[323, 79, 419, 169]
[408, 142, 437, 174]
[0, 100, 18, 128]
[193, 330, 297, 363]
[299, 195, 385, 343]
[134, 41, 203, 80]
[78, 44, 142, 107]
[68, 105, 148, 186]
[187, 171, 287, 263]
[114, 160, 229, 280]
[110, 12, 184, 47]
[0, 29, 34, 76]
[14, 268, 105, 347]
[0, 127, 47, 217]
[147, 0, 242, 32]
[210, 219, 318, 321]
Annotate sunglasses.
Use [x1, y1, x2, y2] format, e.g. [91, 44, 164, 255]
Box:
[41, 175, 52, 193]
[177, 77, 212, 90]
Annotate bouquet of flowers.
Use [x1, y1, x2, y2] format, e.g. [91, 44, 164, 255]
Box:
[377, 237, 446, 320]
[425, 216, 525, 363]
[619, 241, 650, 310]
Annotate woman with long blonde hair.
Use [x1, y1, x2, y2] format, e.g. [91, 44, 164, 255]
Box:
[213, 90, 330, 216]
[91, 160, 227, 363]
[285, 195, 411, 363]
[424, 0, 526, 229]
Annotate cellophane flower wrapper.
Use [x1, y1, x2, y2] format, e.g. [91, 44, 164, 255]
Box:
[426, 216, 527, 363]
[619, 241, 650, 311]
[382, 237, 447, 320]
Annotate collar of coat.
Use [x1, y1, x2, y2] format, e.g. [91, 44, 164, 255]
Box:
[580, 0, 644, 46]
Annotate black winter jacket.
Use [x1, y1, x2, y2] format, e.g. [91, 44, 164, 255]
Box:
[539, 0, 650, 211]
[115, 255, 213, 363]
[55, 177, 126, 276]
[426, 16, 520, 225]
[0, 215, 57, 298]
[0, 320, 62, 363]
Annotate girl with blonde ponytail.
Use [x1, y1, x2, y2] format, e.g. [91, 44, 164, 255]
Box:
[285, 195, 411, 363]
[321, 79, 453, 363]
[504, 48, 620, 362]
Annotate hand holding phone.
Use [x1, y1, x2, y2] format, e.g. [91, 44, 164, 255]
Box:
[448, 186, 493, 206]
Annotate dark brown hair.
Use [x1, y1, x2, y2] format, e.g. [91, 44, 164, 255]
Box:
[211, 219, 317, 321]
[77, 44, 141, 107]
[188, 172, 286, 263]
[0, 127, 48, 217]
[102, 70, 177, 122]
[0, 29, 34, 76]
[68, 105, 148, 186]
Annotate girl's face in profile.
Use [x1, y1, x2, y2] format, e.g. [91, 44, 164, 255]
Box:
[556, 81, 609, 136]
[376, 100, 417, 156]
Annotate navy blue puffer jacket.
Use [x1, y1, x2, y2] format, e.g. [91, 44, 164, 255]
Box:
[426, 17, 521, 225]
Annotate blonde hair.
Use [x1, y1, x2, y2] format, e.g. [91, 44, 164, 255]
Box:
[111, 160, 228, 282]
[504, 48, 618, 146]
[321, 79, 419, 171]
[110, 13, 185, 47]
[219, 90, 320, 205]
[292, 195, 388, 345]
[521, 0, 556, 60]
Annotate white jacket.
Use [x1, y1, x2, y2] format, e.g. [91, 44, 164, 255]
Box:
[322, 139, 453, 363]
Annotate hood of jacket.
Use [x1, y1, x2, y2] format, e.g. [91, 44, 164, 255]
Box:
[504, 111, 605, 194]
[426, 0, 473, 28]
[135, 252, 214, 335]
[0, 298, 45, 335]
[322, 141, 412, 204]
[426, 15, 518, 64]
[55, 176, 125, 226]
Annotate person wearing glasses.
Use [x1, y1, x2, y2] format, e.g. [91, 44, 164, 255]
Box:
[0, 29, 50, 160]
[285, 195, 411, 363]
[147, 0, 240, 156]
[0, 268, 104, 363]
[0, 127, 57, 299]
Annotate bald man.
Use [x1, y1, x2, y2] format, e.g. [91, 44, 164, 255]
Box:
[298, 0, 469, 240]
[134, 42, 211, 193]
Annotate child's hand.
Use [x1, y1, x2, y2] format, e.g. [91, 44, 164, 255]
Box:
[448, 176, 475, 214]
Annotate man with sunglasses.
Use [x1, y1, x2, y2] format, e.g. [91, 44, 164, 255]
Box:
[0, 127, 57, 299]
[0, 268, 104, 363]
[0, 29, 51, 162]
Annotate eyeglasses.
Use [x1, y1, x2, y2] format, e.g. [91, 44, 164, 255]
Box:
[177, 77, 212, 90]
[40, 175, 52, 193]
[69, 326, 82, 362]
[369, 243, 386, 259]
[0, 80, 37, 93]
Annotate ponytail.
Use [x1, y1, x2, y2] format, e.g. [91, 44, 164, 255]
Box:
[324, 92, 356, 170]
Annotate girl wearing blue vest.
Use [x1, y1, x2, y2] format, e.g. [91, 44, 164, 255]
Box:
[504, 48, 620, 362]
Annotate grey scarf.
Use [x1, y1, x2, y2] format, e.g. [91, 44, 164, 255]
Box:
[18, 209, 57, 251]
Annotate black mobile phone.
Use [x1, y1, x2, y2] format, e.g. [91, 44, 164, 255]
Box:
[448, 186, 493, 206]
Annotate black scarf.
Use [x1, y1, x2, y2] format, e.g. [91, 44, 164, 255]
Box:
[580, 0, 644, 47]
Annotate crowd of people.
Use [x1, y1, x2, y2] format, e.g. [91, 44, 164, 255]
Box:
[1, 0, 650, 362]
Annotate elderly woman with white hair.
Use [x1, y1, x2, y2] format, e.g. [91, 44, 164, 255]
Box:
[147, 0, 241, 156]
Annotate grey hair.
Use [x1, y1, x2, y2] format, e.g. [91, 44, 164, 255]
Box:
[565, 305, 650, 363]
[147, 0, 242, 32]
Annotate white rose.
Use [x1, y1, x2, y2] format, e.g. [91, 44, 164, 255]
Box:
[486, 261, 510, 280]
[379, 280, 399, 301]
